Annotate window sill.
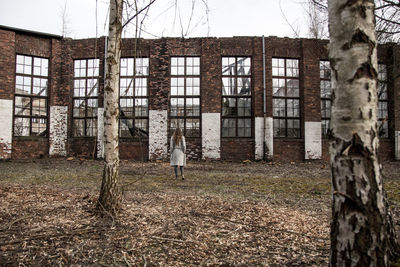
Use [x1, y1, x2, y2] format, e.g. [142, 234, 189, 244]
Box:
[273, 138, 303, 141]
[119, 138, 149, 142]
[221, 137, 254, 142]
[13, 136, 48, 141]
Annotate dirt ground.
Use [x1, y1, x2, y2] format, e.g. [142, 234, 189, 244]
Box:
[0, 159, 399, 266]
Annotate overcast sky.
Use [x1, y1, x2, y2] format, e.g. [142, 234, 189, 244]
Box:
[0, 0, 309, 39]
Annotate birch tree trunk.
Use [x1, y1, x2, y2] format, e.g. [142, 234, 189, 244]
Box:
[328, 0, 399, 265]
[98, 0, 123, 215]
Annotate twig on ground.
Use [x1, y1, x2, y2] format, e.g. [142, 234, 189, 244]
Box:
[0, 215, 35, 231]
[191, 211, 329, 242]
[121, 176, 145, 188]
[122, 252, 132, 267]
[142, 255, 147, 267]
[150, 236, 188, 243]
[0, 227, 96, 246]
[96, 200, 117, 227]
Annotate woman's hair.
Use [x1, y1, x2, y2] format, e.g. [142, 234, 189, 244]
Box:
[173, 128, 183, 145]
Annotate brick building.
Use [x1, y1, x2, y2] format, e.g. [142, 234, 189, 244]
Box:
[0, 25, 399, 162]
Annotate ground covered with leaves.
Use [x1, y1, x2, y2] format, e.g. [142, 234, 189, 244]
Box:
[0, 159, 399, 266]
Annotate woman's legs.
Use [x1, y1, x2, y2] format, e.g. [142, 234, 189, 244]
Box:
[174, 166, 178, 178]
[180, 166, 184, 179]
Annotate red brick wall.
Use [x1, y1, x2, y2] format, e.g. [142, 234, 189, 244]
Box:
[15, 33, 51, 58]
[302, 39, 321, 122]
[322, 140, 330, 161]
[378, 140, 393, 162]
[1, 27, 399, 162]
[68, 138, 96, 158]
[0, 29, 15, 99]
[201, 38, 221, 113]
[12, 139, 48, 159]
[185, 140, 202, 160]
[253, 38, 264, 117]
[120, 141, 149, 161]
[149, 39, 170, 111]
[50, 39, 73, 106]
[274, 139, 304, 162]
[221, 140, 254, 161]
[121, 38, 151, 58]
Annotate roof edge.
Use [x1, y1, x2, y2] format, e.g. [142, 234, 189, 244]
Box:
[0, 25, 62, 39]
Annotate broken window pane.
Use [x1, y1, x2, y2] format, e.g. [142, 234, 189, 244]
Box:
[273, 58, 300, 138]
[15, 96, 31, 116]
[14, 55, 49, 137]
[14, 117, 30, 136]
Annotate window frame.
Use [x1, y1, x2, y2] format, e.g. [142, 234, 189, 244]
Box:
[118, 57, 150, 139]
[169, 56, 201, 138]
[378, 63, 389, 139]
[13, 54, 49, 137]
[72, 58, 100, 137]
[320, 60, 331, 139]
[272, 58, 301, 139]
[221, 56, 253, 138]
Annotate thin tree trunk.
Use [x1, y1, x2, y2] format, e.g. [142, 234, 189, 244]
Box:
[328, 0, 399, 266]
[98, 0, 123, 215]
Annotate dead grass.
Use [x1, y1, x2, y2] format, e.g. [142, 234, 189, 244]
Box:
[0, 158, 399, 266]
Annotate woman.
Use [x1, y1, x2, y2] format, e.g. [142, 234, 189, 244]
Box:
[170, 128, 186, 180]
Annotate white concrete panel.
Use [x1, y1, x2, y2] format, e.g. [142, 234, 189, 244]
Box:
[97, 108, 104, 159]
[305, 121, 322, 160]
[202, 113, 220, 159]
[255, 117, 264, 160]
[395, 131, 400, 161]
[0, 99, 13, 159]
[264, 117, 273, 160]
[49, 106, 68, 156]
[149, 110, 168, 160]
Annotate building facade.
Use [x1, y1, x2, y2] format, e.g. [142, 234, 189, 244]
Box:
[0, 25, 399, 162]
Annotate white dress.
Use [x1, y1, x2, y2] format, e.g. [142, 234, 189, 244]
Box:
[170, 136, 186, 166]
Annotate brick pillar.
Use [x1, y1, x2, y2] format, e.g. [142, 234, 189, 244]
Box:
[253, 37, 264, 160]
[148, 39, 170, 160]
[302, 39, 322, 160]
[0, 29, 15, 159]
[201, 38, 221, 159]
[393, 45, 400, 160]
[264, 38, 275, 161]
[49, 38, 70, 157]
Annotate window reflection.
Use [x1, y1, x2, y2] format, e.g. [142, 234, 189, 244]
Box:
[222, 56, 252, 137]
[14, 55, 48, 136]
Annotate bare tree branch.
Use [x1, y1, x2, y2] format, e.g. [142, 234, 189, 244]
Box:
[122, 0, 156, 29]
[280, 0, 301, 38]
[306, 0, 400, 42]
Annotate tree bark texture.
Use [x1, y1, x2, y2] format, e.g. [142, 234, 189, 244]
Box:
[328, 0, 398, 266]
[98, 0, 123, 215]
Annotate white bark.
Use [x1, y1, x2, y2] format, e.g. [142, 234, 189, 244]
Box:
[98, 0, 123, 214]
[328, 0, 399, 265]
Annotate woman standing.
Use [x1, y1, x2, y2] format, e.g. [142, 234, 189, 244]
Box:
[170, 128, 186, 180]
